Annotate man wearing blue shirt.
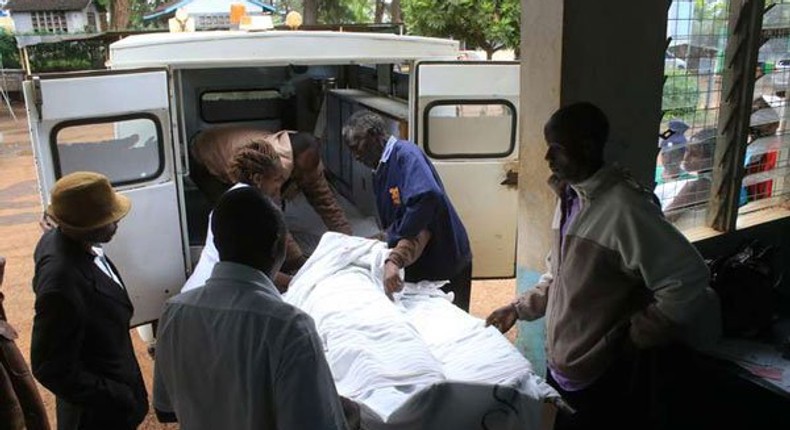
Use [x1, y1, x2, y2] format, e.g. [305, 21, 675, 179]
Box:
[342, 111, 472, 311]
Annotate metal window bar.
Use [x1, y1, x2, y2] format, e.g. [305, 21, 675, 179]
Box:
[657, 0, 732, 230]
[738, 1, 790, 219]
[707, 0, 767, 230]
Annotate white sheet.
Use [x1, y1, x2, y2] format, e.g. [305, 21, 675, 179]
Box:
[285, 233, 557, 429]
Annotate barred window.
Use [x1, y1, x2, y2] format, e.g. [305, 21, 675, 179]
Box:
[658, 0, 790, 233]
[31, 11, 68, 33]
[86, 12, 97, 32]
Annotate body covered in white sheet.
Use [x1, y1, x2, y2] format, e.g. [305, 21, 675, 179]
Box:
[285, 233, 558, 430]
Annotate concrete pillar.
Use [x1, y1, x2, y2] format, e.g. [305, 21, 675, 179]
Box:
[517, 0, 668, 376]
[560, 1, 668, 185]
[516, 0, 564, 377]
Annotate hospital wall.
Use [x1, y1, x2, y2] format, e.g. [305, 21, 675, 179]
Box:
[516, 0, 789, 373]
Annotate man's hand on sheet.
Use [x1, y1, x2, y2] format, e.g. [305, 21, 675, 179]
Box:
[367, 231, 386, 241]
[383, 260, 404, 300]
[486, 303, 518, 333]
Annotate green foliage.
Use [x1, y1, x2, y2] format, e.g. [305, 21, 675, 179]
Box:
[317, 0, 374, 24]
[662, 70, 701, 119]
[95, 0, 109, 12]
[28, 39, 106, 72]
[401, 0, 520, 58]
[129, 0, 171, 29]
[0, 30, 21, 69]
[691, 0, 729, 49]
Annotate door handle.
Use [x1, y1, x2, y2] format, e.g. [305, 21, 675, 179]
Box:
[500, 169, 518, 187]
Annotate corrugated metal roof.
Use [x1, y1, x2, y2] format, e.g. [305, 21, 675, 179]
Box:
[5, 0, 91, 12]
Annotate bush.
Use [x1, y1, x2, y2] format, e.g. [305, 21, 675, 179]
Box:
[662, 70, 701, 119]
[0, 30, 21, 69]
[28, 39, 106, 72]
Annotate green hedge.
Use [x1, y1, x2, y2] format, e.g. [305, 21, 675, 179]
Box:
[28, 38, 107, 72]
[0, 30, 21, 69]
[662, 70, 701, 120]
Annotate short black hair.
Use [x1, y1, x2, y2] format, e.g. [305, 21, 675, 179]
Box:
[212, 187, 286, 273]
[546, 102, 610, 151]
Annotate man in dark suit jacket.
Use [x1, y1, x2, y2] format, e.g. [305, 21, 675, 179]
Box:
[31, 172, 148, 430]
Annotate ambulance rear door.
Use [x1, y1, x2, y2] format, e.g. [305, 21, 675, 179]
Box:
[412, 61, 520, 278]
[24, 69, 186, 325]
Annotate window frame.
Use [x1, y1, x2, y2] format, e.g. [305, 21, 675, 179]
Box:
[422, 98, 517, 160]
[659, 0, 790, 235]
[49, 113, 166, 187]
[32, 11, 67, 33]
[198, 88, 283, 124]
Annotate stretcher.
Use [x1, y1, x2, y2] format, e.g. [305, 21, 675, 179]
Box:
[285, 233, 559, 430]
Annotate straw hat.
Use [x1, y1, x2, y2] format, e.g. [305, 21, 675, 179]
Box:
[46, 172, 131, 231]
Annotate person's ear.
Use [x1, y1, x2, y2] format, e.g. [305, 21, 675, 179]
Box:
[582, 137, 603, 162]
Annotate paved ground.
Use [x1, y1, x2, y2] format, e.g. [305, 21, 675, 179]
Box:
[0, 102, 517, 428]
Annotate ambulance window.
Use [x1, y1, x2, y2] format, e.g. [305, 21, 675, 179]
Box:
[200, 90, 282, 123]
[51, 115, 163, 186]
[423, 100, 516, 159]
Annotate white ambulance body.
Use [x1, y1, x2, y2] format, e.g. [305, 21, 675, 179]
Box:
[24, 30, 519, 325]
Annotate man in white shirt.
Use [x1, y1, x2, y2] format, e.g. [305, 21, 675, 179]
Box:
[153, 186, 350, 430]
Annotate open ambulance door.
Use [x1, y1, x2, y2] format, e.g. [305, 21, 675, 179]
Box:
[24, 69, 186, 326]
[412, 61, 519, 278]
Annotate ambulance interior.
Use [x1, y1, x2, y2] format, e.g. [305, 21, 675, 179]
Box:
[175, 63, 409, 262]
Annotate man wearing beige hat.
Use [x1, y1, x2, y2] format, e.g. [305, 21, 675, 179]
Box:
[31, 172, 148, 430]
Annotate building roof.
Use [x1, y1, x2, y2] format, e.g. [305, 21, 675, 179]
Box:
[5, 0, 91, 12]
[144, 0, 276, 21]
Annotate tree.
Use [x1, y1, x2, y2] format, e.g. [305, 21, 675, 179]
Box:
[691, 0, 729, 49]
[663, 69, 701, 120]
[401, 0, 519, 59]
[374, 0, 386, 23]
[0, 30, 20, 69]
[299, 0, 373, 24]
[391, 0, 402, 23]
[303, 0, 317, 24]
[129, 0, 171, 28]
[95, 0, 133, 30]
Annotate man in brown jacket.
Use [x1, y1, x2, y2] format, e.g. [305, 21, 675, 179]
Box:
[0, 256, 50, 430]
[486, 103, 710, 429]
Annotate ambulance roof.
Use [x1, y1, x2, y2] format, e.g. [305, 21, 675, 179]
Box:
[109, 31, 460, 69]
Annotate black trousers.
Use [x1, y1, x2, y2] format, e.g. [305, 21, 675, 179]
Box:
[547, 346, 679, 430]
[440, 262, 472, 312]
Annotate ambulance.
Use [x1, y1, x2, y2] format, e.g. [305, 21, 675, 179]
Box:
[23, 30, 520, 325]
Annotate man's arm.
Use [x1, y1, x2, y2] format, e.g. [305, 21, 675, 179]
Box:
[275, 315, 349, 430]
[386, 230, 432, 269]
[31, 286, 135, 409]
[381, 230, 431, 298]
[282, 231, 307, 273]
[513, 270, 554, 321]
[153, 310, 177, 423]
[293, 138, 353, 235]
[153, 357, 177, 423]
[616, 197, 709, 348]
[486, 256, 552, 333]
